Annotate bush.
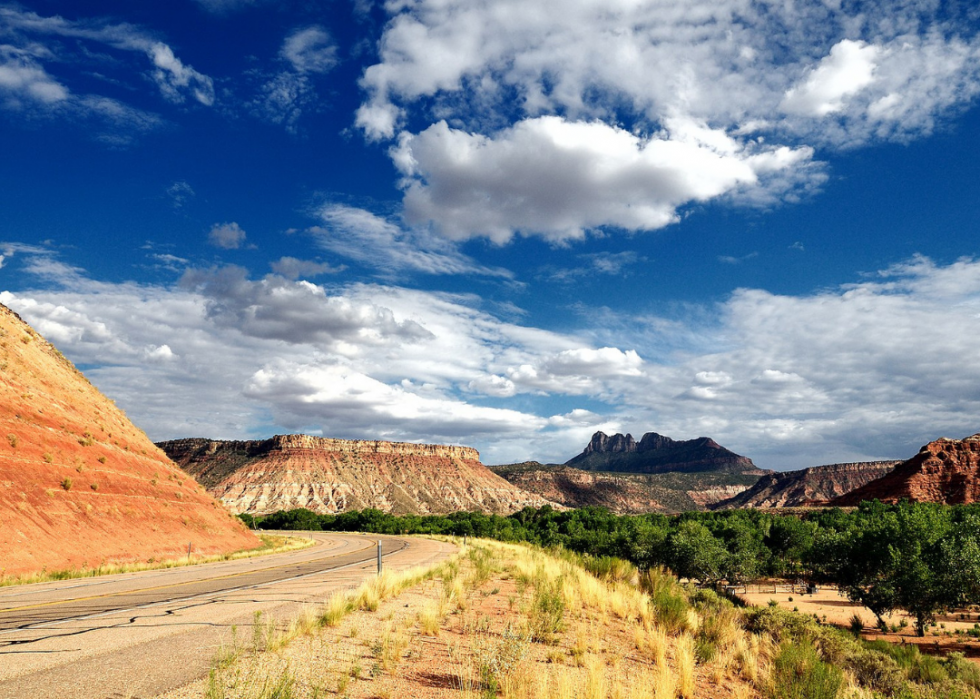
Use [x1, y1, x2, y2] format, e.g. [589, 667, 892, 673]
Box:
[771, 640, 843, 699]
[60, 477, 73, 491]
[846, 647, 904, 694]
[943, 653, 980, 691]
[641, 566, 692, 635]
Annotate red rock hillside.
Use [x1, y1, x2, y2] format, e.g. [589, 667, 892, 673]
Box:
[0, 304, 259, 577]
[713, 461, 901, 510]
[159, 435, 556, 516]
[832, 434, 980, 506]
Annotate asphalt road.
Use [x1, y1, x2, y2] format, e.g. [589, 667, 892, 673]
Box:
[0, 532, 455, 699]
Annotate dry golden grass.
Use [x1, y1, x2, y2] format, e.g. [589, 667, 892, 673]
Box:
[184, 539, 777, 699]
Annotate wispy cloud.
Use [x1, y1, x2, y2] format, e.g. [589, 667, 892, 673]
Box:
[166, 181, 195, 209]
[249, 26, 338, 133]
[0, 6, 213, 140]
[208, 222, 247, 249]
[546, 251, 643, 282]
[311, 205, 513, 278]
[717, 252, 759, 265]
[269, 256, 344, 280]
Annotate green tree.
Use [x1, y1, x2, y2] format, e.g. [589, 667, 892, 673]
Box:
[668, 519, 727, 584]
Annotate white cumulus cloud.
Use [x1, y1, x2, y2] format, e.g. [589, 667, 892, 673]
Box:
[782, 40, 880, 117]
[358, 0, 980, 240]
[395, 116, 811, 242]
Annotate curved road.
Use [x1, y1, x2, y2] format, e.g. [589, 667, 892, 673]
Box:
[0, 533, 455, 699]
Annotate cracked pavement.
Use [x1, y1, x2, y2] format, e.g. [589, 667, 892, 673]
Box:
[0, 533, 455, 699]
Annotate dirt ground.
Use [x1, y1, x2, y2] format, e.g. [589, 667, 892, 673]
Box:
[740, 582, 980, 659]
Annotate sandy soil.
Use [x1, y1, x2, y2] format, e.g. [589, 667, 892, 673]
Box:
[740, 582, 980, 659]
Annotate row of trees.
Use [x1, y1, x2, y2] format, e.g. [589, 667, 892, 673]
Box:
[244, 501, 980, 635]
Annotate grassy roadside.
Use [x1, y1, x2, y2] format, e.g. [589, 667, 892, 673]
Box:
[167, 540, 980, 699]
[0, 533, 315, 588]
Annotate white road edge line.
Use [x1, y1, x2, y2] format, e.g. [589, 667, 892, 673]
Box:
[0, 539, 406, 637]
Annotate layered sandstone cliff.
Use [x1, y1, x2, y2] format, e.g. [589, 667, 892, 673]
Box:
[0, 304, 258, 577]
[832, 435, 980, 506]
[160, 436, 554, 516]
[490, 462, 758, 513]
[713, 461, 900, 509]
[567, 430, 766, 476]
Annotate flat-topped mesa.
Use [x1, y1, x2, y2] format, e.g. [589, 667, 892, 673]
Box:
[832, 433, 980, 506]
[159, 434, 550, 516]
[569, 430, 766, 476]
[164, 435, 479, 462]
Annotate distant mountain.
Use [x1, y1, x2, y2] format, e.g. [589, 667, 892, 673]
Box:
[160, 435, 555, 516]
[832, 434, 980, 506]
[0, 304, 258, 577]
[489, 462, 760, 513]
[712, 461, 900, 510]
[566, 430, 766, 475]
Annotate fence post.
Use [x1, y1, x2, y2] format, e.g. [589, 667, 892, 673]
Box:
[377, 540, 382, 575]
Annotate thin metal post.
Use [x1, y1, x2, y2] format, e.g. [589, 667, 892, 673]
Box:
[187, 541, 192, 561]
[377, 540, 383, 575]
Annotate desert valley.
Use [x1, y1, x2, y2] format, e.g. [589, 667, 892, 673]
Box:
[6, 301, 980, 699]
[5, 4, 980, 698]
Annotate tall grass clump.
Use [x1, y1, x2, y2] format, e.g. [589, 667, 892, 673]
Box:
[529, 576, 566, 642]
[676, 633, 696, 699]
[640, 566, 692, 635]
[771, 640, 844, 699]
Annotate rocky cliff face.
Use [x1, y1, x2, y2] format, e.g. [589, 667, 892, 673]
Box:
[489, 463, 665, 514]
[160, 436, 554, 516]
[0, 304, 258, 577]
[490, 462, 759, 514]
[713, 461, 900, 509]
[567, 430, 765, 476]
[832, 435, 980, 506]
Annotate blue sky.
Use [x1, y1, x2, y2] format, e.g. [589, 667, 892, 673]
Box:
[3, 0, 980, 469]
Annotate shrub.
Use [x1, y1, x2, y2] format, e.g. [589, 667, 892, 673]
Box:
[846, 647, 904, 694]
[850, 614, 865, 635]
[60, 477, 73, 491]
[6, 434, 17, 448]
[640, 566, 691, 635]
[943, 653, 980, 691]
[771, 640, 844, 699]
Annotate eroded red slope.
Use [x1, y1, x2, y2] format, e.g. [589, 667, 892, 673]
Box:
[0, 304, 259, 576]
